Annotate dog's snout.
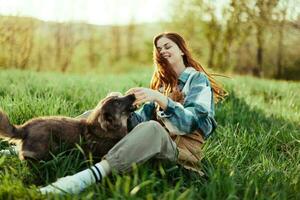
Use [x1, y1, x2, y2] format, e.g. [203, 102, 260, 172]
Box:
[126, 94, 136, 101]
[129, 105, 137, 112]
[123, 94, 136, 112]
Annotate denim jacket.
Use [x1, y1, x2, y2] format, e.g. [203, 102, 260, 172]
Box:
[127, 67, 217, 139]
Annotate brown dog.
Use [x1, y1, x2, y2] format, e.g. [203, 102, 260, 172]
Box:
[0, 93, 136, 161]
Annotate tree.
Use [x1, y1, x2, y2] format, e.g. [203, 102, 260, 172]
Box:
[126, 18, 137, 58]
[166, 0, 211, 64]
[85, 24, 100, 69]
[275, 1, 289, 78]
[246, 0, 279, 77]
[217, 0, 246, 70]
[110, 25, 121, 63]
[203, 3, 222, 69]
[53, 22, 79, 72]
[18, 19, 35, 70]
[0, 16, 35, 70]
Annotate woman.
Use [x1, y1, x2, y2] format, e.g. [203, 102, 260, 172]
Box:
[40, 32, 226, 194]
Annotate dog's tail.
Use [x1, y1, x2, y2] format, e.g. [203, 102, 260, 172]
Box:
[0, 110, 23, 140]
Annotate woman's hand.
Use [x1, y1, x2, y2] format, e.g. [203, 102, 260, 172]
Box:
[126, 87, 158, 105]
[126, 87, 168, 110]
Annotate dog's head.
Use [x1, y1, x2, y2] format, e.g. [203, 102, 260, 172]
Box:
[89, 93, 136, 133]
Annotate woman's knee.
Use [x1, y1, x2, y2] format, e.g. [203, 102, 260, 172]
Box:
[143, 120, 162, 128]
[138, 120, 160, 127]
[137, 120, 166, 136]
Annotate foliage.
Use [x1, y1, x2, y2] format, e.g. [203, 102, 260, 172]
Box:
[165, 0, 300, 79]
[1, 0, 299, 79]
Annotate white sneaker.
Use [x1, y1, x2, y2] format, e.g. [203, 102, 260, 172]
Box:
[39, 162, 109, 195]
[39, 175, 89, 195]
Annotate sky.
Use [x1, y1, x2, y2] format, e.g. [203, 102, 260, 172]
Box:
[0, 0, 172, 25]
[2, 0, 297, 25]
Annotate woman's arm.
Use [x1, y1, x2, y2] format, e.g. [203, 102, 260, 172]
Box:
[127, 72, 217, 137]
[75, 110, 93, 119]
[161, 72, 217, 137]
[127, 101, 156, 131]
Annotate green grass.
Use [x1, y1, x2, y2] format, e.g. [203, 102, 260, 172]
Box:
[0, 69, 299, 200]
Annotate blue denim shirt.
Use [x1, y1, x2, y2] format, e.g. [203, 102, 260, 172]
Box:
[127, 67, 217, 139]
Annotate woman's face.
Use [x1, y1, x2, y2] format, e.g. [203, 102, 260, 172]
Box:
[156, 37, 184, 66]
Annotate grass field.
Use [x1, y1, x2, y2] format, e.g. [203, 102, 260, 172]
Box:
[0, 69, 299, 200]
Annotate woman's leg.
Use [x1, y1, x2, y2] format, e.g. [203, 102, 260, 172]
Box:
[39, 120, 178, 194]
[105, 120, 178, 172]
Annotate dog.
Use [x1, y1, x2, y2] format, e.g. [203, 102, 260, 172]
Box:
[0, 93, 136, 161]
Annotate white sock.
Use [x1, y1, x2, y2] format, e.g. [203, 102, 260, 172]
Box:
[39, 160, 111, 194]
[95, 160, 111, 177]
[89, 160, 110, 183]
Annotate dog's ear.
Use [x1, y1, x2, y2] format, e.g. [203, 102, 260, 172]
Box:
[98, 112, 117, 132]
[103, 112, 114, 125]
[97, 111, 107, 132]
[95, 94, 119, 108]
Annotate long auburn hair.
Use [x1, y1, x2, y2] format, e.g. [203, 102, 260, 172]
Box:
[150, 32, 227, 103]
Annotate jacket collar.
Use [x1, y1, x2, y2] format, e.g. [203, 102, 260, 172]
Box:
[178, 67, 196, 84]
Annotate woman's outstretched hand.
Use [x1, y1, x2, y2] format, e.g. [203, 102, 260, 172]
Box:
[126, 87, 168, 110]
[126, 87, 158, 105]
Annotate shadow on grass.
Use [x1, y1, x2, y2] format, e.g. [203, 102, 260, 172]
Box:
[216, 91, 299, 134]
[195, 91, 300, 199]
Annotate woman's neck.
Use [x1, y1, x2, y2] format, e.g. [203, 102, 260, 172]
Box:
[171, 60, 186, 76]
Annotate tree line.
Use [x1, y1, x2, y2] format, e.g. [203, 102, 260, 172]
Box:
[0, 0, 299, 79]
[166, 0, 300, 79]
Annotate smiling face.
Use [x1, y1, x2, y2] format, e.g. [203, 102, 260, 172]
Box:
[156, 37, 184, 66]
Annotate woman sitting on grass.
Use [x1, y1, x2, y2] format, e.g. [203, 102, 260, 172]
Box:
[40, 32, 227, 194]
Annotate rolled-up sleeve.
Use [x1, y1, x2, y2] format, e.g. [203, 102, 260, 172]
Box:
[160, 72, 217, 137]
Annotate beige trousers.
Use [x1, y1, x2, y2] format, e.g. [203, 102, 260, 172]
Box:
[104, 120, 178, 172]
[77, 111, 178, 173]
